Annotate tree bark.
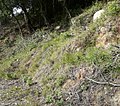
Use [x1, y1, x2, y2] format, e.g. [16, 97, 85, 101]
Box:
[21, 4, 34, 34]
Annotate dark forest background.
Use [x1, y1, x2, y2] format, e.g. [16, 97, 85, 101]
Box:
[0, 0, 109, 35]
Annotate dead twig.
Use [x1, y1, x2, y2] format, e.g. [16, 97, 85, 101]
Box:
[85, 77, 120, 87]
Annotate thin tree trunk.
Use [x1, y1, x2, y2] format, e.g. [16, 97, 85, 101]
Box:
[21, 4, 34, 34]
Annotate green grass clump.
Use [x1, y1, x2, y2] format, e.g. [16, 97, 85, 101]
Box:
[46, 95, 54, 103]
[5, 69, 26, 80]
[55, 75, 66, 87]
[21, 75, 33, 86]
[107, 0, 120, 16]
[62, 47, 112, 66]
[55, 98, 64, 106]
[27, 32, 72, 74]
[42, 84, 53, 97]
[62, 52, 84, 65]
[85, 47, 112, 65]
[0, 48, 30, 79]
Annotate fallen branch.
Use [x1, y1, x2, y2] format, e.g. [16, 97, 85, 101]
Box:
[85, 77, 120, 87]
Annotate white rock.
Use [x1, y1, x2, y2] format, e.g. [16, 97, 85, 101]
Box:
[93, 9, 105, 22]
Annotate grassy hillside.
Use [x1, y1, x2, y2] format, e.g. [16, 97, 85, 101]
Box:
[0, 1, 120, 106]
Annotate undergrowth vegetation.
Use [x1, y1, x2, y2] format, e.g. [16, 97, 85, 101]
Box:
[0, 1, 120, 106]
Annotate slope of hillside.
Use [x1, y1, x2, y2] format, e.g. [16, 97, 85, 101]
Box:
[0, 1, 120, 106]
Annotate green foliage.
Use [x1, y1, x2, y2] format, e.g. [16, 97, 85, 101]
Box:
[42, 85, 53, 97]
[22, 75, 33, 86]
[5, 73, 17, 80]
[4, 69, 27, 80]
[46, 95, 54, 103]
[56, 98, 64, 106]
[55, 75, 66, 87]
[62, 52, 85, 65]
[0, 1, 120, 106]
[0, 47, 30, 78]
[85, 47, 112, 65]
[62, 47, 112, 66]
[45, 90, 64, 106]
[107, 1, 120, 15]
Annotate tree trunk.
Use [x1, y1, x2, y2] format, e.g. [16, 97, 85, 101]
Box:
[21, 5, 34, 34]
